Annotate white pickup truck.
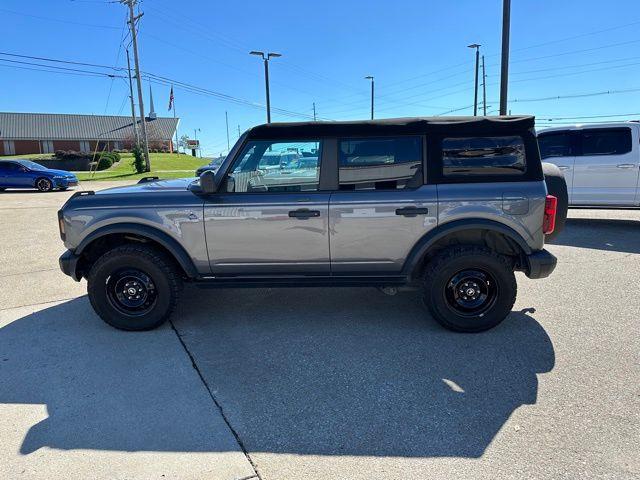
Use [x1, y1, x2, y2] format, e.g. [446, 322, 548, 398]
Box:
[538, 122, 640, 207]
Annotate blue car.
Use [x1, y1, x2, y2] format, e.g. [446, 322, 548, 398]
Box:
[0, 160, 78, 192]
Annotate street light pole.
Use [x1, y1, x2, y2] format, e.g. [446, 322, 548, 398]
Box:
[468, 44, 481, 116]
[250, 51, 281, 123]
[225, 111, 230, 151]
[499, 0, 511, 115]
[482, 55, 487, 116]
[365, 75, 374, 120]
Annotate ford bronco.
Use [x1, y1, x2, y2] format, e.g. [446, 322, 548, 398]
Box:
[58, 116, 559, 332]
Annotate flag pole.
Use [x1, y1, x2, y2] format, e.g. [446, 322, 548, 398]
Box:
[171, 86, 179, 155]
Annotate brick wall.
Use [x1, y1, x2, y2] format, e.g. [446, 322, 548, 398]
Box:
[53, 141, 81, 151]
[14, 140, 41, 155]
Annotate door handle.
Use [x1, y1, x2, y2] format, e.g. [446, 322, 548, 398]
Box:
[616, 163, 637, 169]
[288, 208, 320, 219]
[558, 166, 571, 170]
[395, 207, 429, 217]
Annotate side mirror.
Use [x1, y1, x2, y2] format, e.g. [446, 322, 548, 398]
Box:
[200, 170, 218, 194]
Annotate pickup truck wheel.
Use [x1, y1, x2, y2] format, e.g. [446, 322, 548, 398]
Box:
[542, 162, 568, 243]
[422, 246, 517, 332]
[87, 244, 182, 331]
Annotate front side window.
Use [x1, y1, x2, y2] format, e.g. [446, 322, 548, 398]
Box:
[338, 136, 422, 190]
[442, 136, 526, 176]
[538, 132, 572, 159]
[580, 128, 631, 156]
[227, 140, 322, 193]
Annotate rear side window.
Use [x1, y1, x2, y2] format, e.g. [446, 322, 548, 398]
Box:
[442, 136, 526, 176]
[338, 136, 422, 190]
[538, 132, 572, 159]
[580, 128, 631, 156]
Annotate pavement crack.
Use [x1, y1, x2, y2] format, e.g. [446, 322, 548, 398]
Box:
[169, 320, 263, 480]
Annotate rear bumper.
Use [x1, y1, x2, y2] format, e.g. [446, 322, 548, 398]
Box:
[525, 249, 557, 279]
[59, 250, 81, 281]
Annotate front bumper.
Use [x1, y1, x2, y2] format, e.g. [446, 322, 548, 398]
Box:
[59, 250, 82, 281]
[53, 178, 78, 188]
[525, 249, 557, 279]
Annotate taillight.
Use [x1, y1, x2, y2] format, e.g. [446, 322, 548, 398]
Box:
[543, 195, 557, 235]
[57, 209, 66, 241]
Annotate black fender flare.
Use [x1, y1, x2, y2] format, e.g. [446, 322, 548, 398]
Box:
[401, 219, 533, 279]
[75, 223, 199, 278]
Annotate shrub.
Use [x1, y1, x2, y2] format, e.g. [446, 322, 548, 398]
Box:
[96, 156, 113, 171]
[55, 150, 90, 160]
[131, 145, 145, 173]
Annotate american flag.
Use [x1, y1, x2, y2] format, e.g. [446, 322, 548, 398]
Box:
[168, 86, 174, 111]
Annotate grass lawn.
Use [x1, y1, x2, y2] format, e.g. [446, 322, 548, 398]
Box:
[75, 153, 208, 181]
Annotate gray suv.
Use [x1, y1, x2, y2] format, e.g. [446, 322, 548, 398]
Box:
[58, 116, 558, 332]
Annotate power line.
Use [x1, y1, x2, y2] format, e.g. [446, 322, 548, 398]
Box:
[0, 7, 121, 29]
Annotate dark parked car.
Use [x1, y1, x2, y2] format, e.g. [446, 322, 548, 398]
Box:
[0, 160, 78, 192]
[195, 157, 225, 177]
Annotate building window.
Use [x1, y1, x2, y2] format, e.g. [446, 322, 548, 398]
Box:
[79, 141, 91, 153]
[41, 140, 54, 154]
[338, 136, 423, 190]
[442, 136, 526, 177]
[112, 141, 122, 151]
[2, 140, 16, 155]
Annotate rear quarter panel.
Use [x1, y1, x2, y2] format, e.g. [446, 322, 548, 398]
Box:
[437, 181, 547, 251]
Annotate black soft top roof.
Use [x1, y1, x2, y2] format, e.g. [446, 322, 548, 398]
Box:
[247, 115, 535, 139]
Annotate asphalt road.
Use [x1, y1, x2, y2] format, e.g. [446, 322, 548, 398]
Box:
[0, 183, 638, 479]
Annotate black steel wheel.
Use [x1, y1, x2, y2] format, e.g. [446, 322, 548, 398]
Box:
[87, 244, 182, 331]
[36, 177, 53, 192]
[106, 268, 158, 316]
[444, 269, 498, 317]
[423, 246, 517, 332]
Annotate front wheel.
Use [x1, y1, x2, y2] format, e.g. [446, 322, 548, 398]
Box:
[35, 177, 53, 192]
[87, 244, 182, 331]
[422, 246, 517, 332]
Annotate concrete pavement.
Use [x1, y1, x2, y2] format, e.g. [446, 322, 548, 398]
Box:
[0, 183, 638, 479]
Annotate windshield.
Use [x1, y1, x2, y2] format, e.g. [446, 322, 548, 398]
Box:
[17, 160, 47, 171]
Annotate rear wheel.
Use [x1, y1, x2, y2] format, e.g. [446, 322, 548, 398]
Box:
[87, 244, 182, 331]
[35, 177, 53, 192]
[422, 246, 517, 332]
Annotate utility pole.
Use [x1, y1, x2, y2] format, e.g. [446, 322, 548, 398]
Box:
[499, 0, 511, 115]
[250, 51, 282, 123]
[122, 0, 150, 171]
[237, 125, 241, 138]
[312, 102, 317, 121]
[125, 48, 139, 146]
[225, 111, 230, 150]
[468, 44, 481, 116]
[194, 128, 201, 158]
[365, 76, 374, 120]
[482, 55, 487, 116]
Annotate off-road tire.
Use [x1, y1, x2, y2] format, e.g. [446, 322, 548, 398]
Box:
[87, 244, 182, 331]
[542, 162, 568, 242]
[35, 177, 53, 192]
[422, 246, 517, 333]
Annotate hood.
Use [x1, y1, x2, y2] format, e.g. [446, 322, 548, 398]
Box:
[44, 169, 76, 177]
[95, 177, 196, 195]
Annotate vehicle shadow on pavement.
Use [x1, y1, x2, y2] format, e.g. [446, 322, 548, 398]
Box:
[552, 217, 640, 253]
[0, 290, 554, 458]
[173, 286, 555, 458]
[0, 297, 249, 455]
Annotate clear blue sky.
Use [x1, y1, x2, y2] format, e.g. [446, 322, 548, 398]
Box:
[1, 0, 639, 156]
